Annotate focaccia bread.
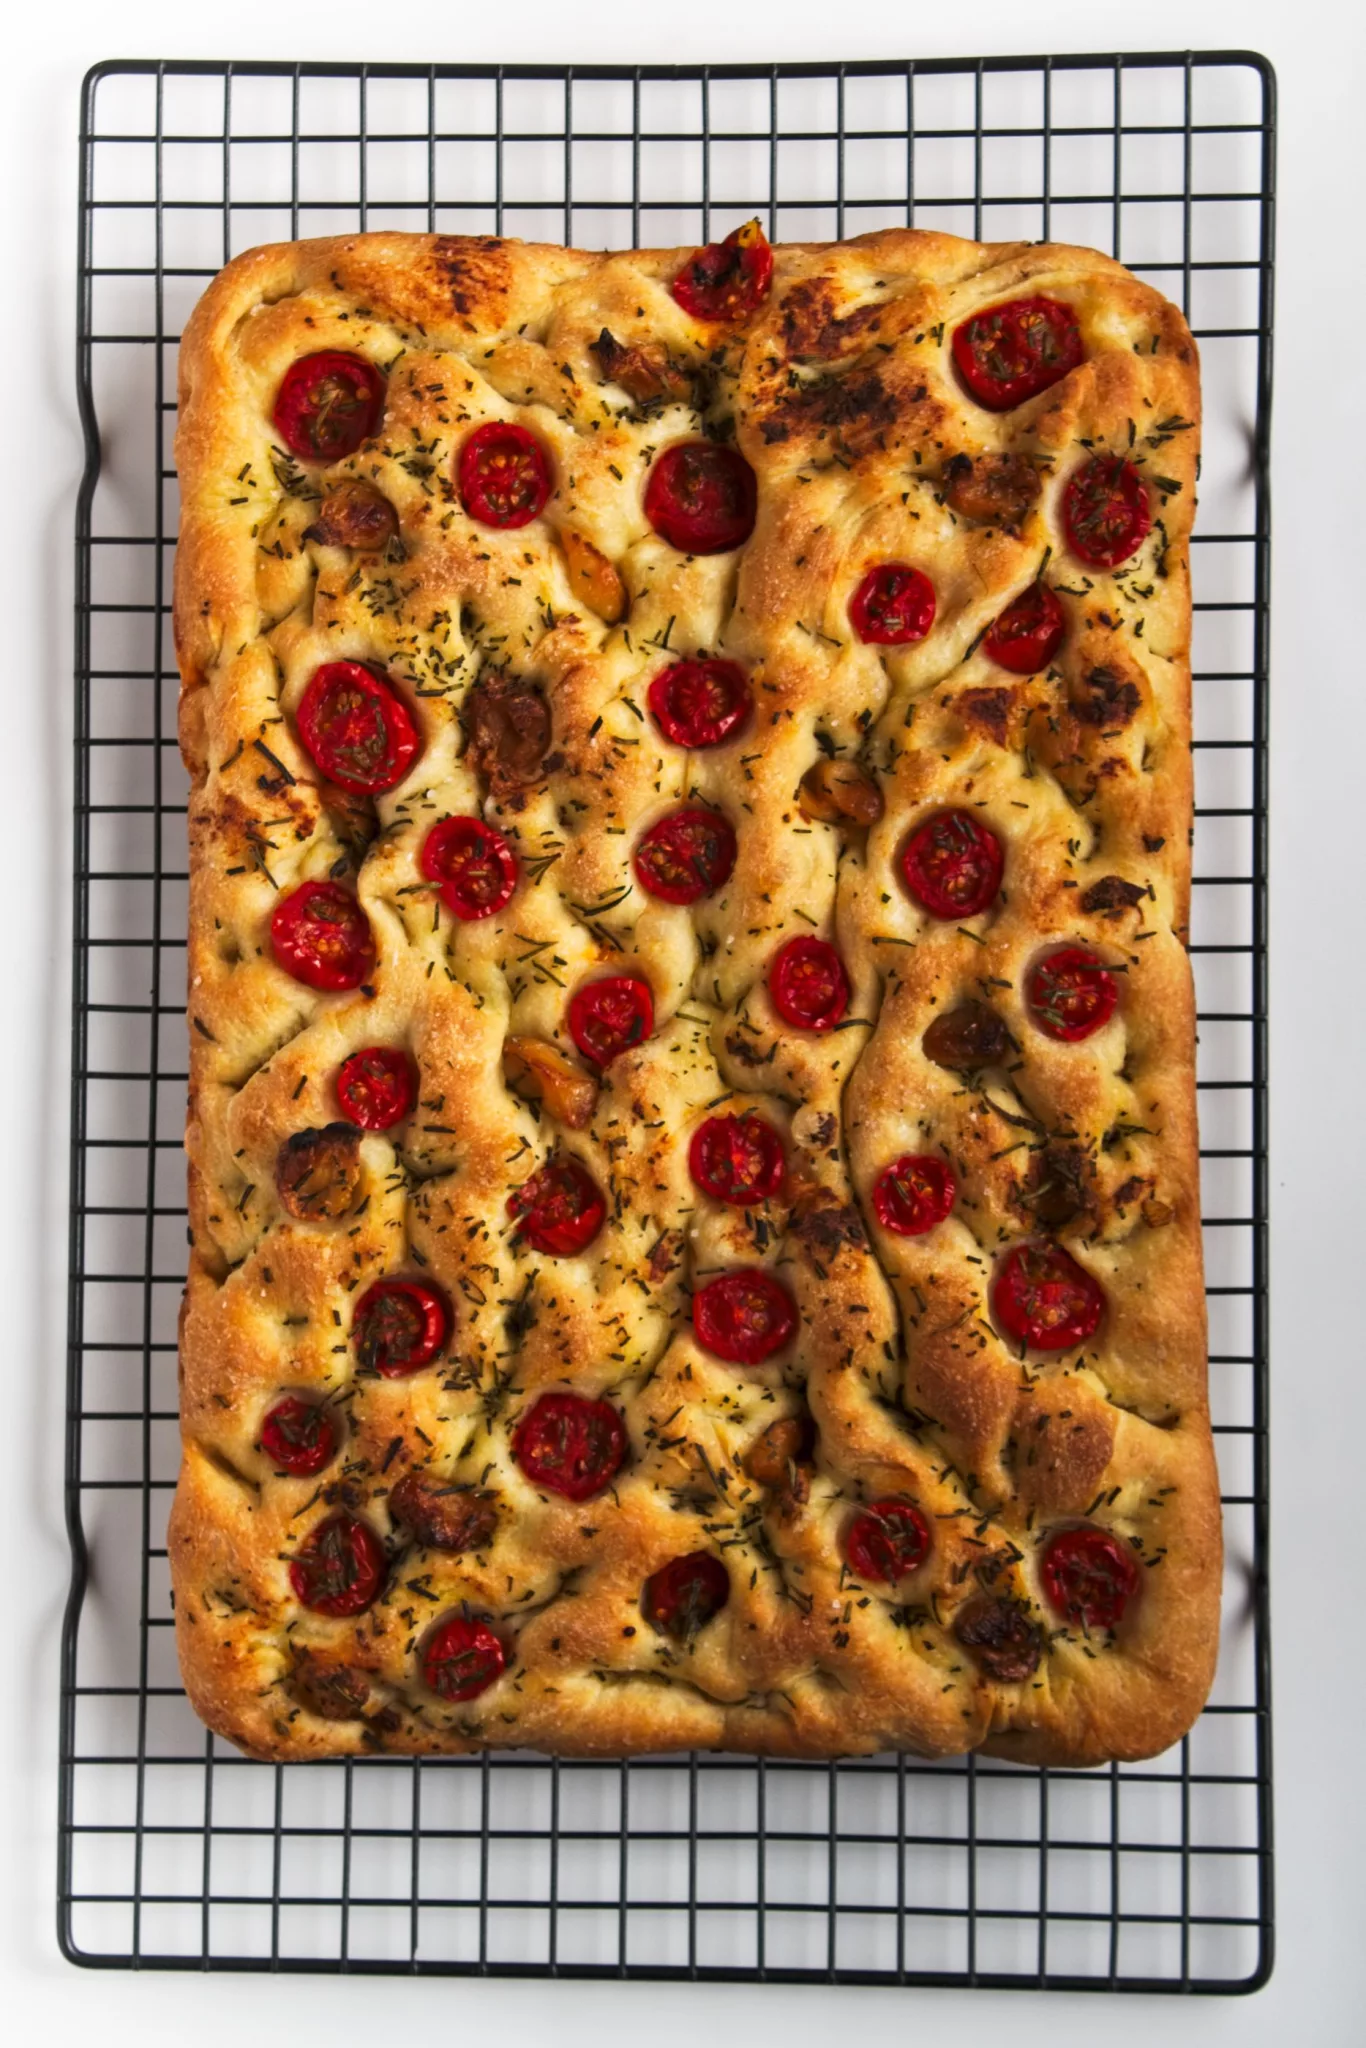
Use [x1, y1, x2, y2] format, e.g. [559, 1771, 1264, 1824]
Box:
[170, 226, 1220, 1764]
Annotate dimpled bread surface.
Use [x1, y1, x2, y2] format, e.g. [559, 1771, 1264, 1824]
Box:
[170, 228, 1220, 1763]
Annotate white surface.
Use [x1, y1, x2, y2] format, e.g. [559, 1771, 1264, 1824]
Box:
[3, 0, 1364, 2036]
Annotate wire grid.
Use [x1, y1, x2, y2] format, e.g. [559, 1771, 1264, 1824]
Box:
[63, 51, 1274, 1990]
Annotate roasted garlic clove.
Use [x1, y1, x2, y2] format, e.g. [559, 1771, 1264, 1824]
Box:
[503, 1036, 598, 1129]
[797, 758, 885, 827]
[303, 478, 400, 551]
[591, 327, 693, 406]
[744, 1414, 815, 1488]
[560, 527, 628, 624]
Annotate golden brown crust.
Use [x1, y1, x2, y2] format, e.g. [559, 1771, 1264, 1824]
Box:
[171, 228, 1217, 1765]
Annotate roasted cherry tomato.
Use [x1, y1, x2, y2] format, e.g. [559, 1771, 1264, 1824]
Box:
[1027, 946, 1119, 1041]
[689, 1112, 785, 1206]
[849, 563, 936, 646]
[421, 815, 519, 921]
[512, 1391, 628, 1501]
[951, 295, 1082, 411]
[295, 661, 420, 795]
[642, 1551, 731, 1640]
[647, 658, 752, 749]
[271, 880, 374, 992]
[260, 1396, 338, 1477]
[634, 807, 737, 904]
[872, 1154, 956, 1237]
[288, 1513, 387, 1617]
[672, 220, 774, 323]
[457, 421, 553, 528]
[644, 442, 757, 555]
[992, 1242, 1105, 1352]
[899, 809, 1004, 920]
[352, 1278, 451, 1376]
[768, 936, 850, 1033]
[692, 1269, 797, 1365]
[983, 583, 1067, 674]
[567, 975, 655, 1068]
[1040, 1524, 1140, 1630]
[272, 351, 385, 462]
[507, 1156, 607, 1257]
[336, 1046, 415, 1130]
[422, 1612, 506, 1702]
[845, 1498, 931, 1583]
[1063, 455, 1151, 568]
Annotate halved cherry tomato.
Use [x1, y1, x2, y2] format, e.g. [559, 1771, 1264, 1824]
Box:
[692, 1270, 797, 1365]
[672, 220, 774, 323]
[992, 1242, 1105, 1352]
[899, 810, 1004, 920]
[271, 880, 374, 992]
[295, 661, 420, 795]
[675, 220, 774, 323]
[260, 1396, 337, 1477]
[567, 976, 655, 1068]
[1063, 456, 1151, 568]
[273, 351, 385, 462]
[689, 1112, 784, 1206]
[983, 583, 1067, 674]
[1027, 946, 1119, 1041]
[647, 658, 752, 749]
[644, 442, 757, 554]
[507, 1156, 606, 1257]
[421, 816, 518, 921]
[634, 808, 737, 904]
[768, 935, 850, 1033]
[951, 296, 1082, 411]
[512, 1391, 628, 1501]
[288, 1513, 387, 1617]
[872, 1155, 956, 1237]
[457, 421, 552, 528]
[336, 1046, 415, 1130]
[845, 1498, 931, 1583]
[849, 564, 936, 646]
[352, 1278, 451, 1377]
[1041, 1524, 1140, 1630]
[642, 1552, 731, 1640]
[422, 1612, 506, 1702]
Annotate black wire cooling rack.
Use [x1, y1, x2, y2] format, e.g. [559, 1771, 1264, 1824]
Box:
[63, 50, 1275, 1990]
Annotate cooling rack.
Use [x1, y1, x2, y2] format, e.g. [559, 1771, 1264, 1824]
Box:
[63, 50, 1274, 1990]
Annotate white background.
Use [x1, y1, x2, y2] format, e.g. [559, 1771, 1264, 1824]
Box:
[3, 0, 1364, 2038]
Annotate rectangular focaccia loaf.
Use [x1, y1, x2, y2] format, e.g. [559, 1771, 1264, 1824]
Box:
[170, 227, 1220, 1764]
